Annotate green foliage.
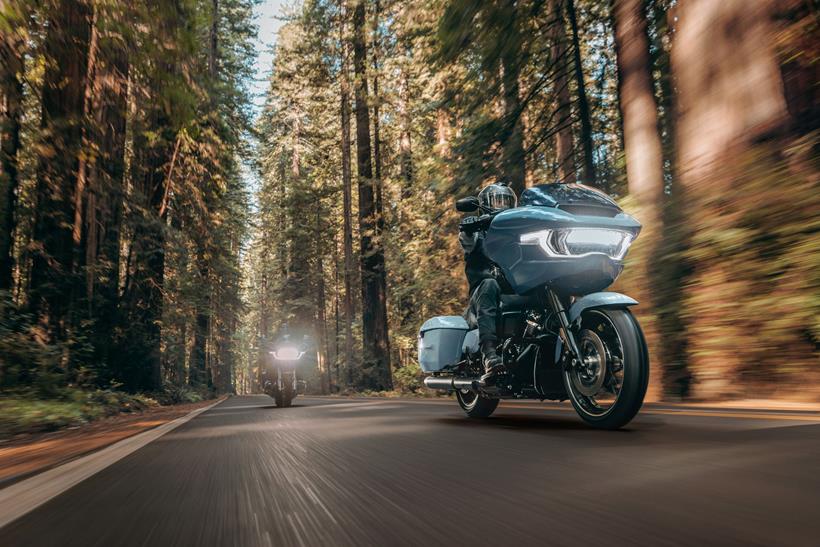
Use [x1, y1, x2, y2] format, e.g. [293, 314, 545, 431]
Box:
[0, 388, 157, 439]
[156, 384, 206, 405]
[0, 292, 63, 396]
[392, 362, 424, 394]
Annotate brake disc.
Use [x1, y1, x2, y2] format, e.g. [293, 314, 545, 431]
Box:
[571, 329, 607, 397]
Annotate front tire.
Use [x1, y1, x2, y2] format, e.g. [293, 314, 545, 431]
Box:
[456, 390, 499, 418]
[563, 308, 649, 429]
[274, 389, 293, 408]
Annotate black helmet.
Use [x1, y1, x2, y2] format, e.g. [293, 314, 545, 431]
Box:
[478, 181, 517, 211]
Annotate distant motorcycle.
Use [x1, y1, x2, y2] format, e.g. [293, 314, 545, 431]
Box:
[419, 183, 649, 429]
[264, 340, 306, 408]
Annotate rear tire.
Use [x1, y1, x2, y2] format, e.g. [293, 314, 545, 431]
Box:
[456, 391, 499, 418]
[563, 308, 649, 430]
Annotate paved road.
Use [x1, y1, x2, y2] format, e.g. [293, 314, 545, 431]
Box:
[2, 395, 819, 546]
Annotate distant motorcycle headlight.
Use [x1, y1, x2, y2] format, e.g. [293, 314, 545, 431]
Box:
[520, 228, 633, 260]
[273, 346, 301, 361]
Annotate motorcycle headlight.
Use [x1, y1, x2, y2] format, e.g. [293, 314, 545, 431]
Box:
[520, 228, 633, 260]
[273, 346, 301, 361]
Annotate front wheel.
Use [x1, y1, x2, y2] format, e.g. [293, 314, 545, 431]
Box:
[274, 388, 294, 408]
[456, 390, 499, 418]
[562, 308, 649, 429]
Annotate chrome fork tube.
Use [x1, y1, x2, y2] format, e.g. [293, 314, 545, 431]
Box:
[546, 288, 582, 369]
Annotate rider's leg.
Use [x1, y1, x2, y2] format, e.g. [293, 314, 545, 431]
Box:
[469, 278, 504, 381]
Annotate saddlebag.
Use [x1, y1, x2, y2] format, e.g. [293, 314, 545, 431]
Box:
[418, 316, 470, 372]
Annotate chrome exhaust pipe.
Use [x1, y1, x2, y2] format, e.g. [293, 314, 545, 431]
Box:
[424, 376, 478, 391]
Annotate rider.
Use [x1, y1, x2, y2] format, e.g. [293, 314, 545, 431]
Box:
[459, 180, 518, 384]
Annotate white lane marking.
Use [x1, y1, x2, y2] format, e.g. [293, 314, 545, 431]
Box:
[0, 398, 224, 529]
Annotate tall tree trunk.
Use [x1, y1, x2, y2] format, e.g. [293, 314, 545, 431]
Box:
[672, 0, 787, 399]
[125, 33, 184, 391]
[29, 0, 93, 346]
[86, 12, 129, 376]
[189, 255, 210, 387]
[613, 0, 666, 399]
[0, 1, 24, 291]
[332, 232, 340, 390]
[189, 0, 220, 389]
[499, 0, 526, 194]
[339, 0, 355, 386]
[550, 0, 576, 184]
[73, 9, 100, 303]
[566, 0, 596, 187]
[126, 125, 172, 390]
[613, 0, 663, 206]
[372, 0, 384, 236]
[397, 67, 413, 198]
[315, 206, 329, 395]
[352, 0, 391, 391]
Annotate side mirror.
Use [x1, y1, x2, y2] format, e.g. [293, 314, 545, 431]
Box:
[456, 196, 479, 213]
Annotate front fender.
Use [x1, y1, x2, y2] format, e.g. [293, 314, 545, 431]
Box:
[554, 292, 638, 363]
[567, 292, 638, 324]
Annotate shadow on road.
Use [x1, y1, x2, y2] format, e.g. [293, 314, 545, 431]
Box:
[435, 414, 601, 432]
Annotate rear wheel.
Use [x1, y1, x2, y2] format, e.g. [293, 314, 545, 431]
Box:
[456, 390, 499, 418]
[562, 308, 648, 429]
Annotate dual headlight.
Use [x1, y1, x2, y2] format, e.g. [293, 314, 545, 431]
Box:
[520, 228, 633, 260]
[272, 346, 303, 361]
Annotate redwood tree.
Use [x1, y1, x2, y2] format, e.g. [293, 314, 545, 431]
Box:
[352, 0, 391, 391]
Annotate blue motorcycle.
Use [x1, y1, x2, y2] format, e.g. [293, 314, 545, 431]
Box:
[419, 183, 649, 429]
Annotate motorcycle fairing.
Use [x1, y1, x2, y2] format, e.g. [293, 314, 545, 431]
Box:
[483, 206, 641, 295]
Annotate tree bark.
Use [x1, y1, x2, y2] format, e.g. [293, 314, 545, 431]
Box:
[613, 0, 667, 399]
[73, 8, 100, 302]
[613, 0, 664, 206]
[339, 0, 355, 387]
[189, 256, 210, 387]
[124, 34, 183, 390]
[188, 0, 220, 390]
[372, 0, 384, 237]
[397, 67, 413, 197]
[0, 1, 24, 291]
[566, 0, 596, 187]
[85, 10, 129, 376]
[315, 205, 329, 395]
[550, 0, 576, 184]
[29, 0, 93, 344]
[352, 0, 391, 391]
[499, 0, 526, 194]
[672, 0, 787, 399]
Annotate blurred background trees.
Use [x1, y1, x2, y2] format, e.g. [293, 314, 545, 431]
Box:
[249, 0, 818, 399]
[1, 0, 817, 401]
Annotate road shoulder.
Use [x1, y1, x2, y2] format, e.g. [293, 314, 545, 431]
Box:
[0, 397, 225, 488]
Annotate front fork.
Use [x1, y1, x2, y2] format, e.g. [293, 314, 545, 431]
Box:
[275, 367, 297, 391]
[546, 289, 582, 370]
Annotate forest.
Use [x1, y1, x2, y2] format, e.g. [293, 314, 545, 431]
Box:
[0, 0, 818, 418]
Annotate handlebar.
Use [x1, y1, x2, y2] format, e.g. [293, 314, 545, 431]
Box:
[459, 213, 494, 234]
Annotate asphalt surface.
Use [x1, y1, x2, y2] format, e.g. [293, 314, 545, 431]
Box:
[2, 395, 819, 547]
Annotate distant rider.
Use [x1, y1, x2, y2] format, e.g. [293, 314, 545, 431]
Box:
[459, 180, 517, 384]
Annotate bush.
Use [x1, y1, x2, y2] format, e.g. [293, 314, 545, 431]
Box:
[156, 384, 206, 405]
[392, 362, 425, 393]
[0, 388, 158, 439]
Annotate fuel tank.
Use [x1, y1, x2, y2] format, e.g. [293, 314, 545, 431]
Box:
[484, 184, 641, 295]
